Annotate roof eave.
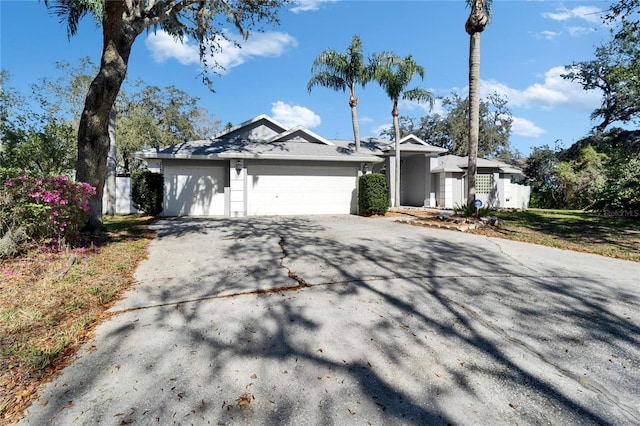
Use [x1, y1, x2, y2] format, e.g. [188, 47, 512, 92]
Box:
[134, 152, 383, 163]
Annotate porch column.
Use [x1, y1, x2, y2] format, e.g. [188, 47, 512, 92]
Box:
[229, 159, 246, 217]
[388, 154, 397, 207]
[424, 155, 437, 207]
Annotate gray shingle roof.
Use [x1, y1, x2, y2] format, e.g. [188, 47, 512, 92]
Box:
[135, 138, 383, 163]
[431, 155, 524, 174]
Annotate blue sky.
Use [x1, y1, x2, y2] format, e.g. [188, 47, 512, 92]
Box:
[1, 0, 611, 155]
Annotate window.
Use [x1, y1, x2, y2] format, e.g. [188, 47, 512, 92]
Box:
[476, 174, 493, 194]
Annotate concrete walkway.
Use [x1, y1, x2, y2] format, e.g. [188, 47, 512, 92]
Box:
[19, 215, 640, 425]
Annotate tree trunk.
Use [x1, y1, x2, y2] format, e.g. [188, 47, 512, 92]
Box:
[465, 0, 488, 206]
[467, 31, 481, 205]
[393, 102, 401, 208]
[105, 105, 117, 216]
[349, 85, 360, 152]
[76, 1, 142, 232]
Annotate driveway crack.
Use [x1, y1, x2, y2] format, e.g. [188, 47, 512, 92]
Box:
[278, 236, 309, 287]
[483, 236, 539, 274]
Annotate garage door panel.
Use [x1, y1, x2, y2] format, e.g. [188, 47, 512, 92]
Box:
[164, 166, 225, 216]
[247, 165, 356, 215]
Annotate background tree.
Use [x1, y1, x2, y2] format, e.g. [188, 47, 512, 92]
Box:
[45, 0, 285, 232]
[374, 54, 433, 208]
[605, 0, 639, 40]
[562, 24, 640, 132]
[0, 71, 77, 175]
[30, 58, 97, 127]
[526, 129, 640, 210]
[381, 92, 513, 158]
[117, 82, 220, 174]
[192, 107, 221, 140]
[524, 142, 563, 209]
[555, 145, 608, 209]
[307, 35, 373, 152]
[2, 59, 219, 177]
[465, 0, 492, 204]
[1, 70, 23, 152]
[1, 119, 76, 175]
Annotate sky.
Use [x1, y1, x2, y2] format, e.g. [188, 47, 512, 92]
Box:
[0, 0, 614, 156]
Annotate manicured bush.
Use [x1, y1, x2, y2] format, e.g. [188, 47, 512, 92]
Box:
[131, 170, 164, 216]
[0, 169, 95, 256]
[358, 173, 389, 215]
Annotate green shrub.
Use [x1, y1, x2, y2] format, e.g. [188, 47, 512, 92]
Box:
[358, 173, 389, 215]
[453, 202, 493, 217]
[131, 170, 164, 216]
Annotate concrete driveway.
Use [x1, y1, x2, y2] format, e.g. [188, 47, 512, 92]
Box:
[20, 215, 640, 425]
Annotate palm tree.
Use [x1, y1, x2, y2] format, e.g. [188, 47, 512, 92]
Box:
[308, 35, 373, 152]
[374, 54, 433, 208]
[465, 0, 492, 205]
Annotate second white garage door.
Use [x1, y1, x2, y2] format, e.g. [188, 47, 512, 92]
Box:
[247, 164, 357, 215]
[164, 165, 226, 216]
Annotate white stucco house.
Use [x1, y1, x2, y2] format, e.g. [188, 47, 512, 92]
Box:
[128, 114, 529, 217]
[430, 155, 531, 209]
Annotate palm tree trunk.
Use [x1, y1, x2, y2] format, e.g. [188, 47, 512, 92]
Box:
[467, 31, 481, 205]
[466, 0, 488, 206]
[393, 102, 401, 208]
[350, 89, 360, 152]
[76, 1, 142, 232]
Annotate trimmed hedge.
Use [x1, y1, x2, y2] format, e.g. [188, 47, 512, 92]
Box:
[358, 173, 389, 215]
[132, 170, 164, 216]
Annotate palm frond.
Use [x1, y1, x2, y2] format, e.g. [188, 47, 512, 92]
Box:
[44, 0, 103, 38]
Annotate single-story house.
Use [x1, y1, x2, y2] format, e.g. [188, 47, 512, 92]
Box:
[431, 155, 531, 209]
[130, 114, 529, 217]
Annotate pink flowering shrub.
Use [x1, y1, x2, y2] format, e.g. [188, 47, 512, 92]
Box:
[1, 170, 95, 251]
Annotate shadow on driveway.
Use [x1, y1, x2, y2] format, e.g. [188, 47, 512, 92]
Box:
[21, 216, 640, 425]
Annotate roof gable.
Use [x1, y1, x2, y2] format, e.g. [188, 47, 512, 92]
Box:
[399, 134, 429, 146]
[134, 114, 382, 163]
[268, 126, 334, 145]
[214, 114, 288, 141]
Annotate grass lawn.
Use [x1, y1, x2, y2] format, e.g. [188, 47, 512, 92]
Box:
[470, 208, 640, 262]
[0, 215, 155, 424]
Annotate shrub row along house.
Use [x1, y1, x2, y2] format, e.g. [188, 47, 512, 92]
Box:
[125, 114, 529, 216]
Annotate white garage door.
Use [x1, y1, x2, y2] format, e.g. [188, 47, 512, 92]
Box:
[164, 165, 225, 216]
[247, 164, 357, 215]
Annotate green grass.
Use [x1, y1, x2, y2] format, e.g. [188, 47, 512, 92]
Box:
[473, 208, 640, 261]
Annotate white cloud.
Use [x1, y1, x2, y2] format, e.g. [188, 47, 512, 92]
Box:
[481, 66, 601, 111]
[542, 5, 602, 23]
[373, 123, 393, 138]
[567, 26, 596, 37]
[543, 9, 573, 21]
[571, 6, 603, 23]
[511, 116, 546, 138]
[431, 98, 445, 117]
[535, 30, 559, 40]
[399, 96, 437, 115]
[271, 101, 321, 128]
[145, 31, 199, 65]
[290, 0, 337, 13]
[145, 30, 297, 73]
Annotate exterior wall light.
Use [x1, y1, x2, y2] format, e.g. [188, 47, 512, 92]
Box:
[235, 159, 243, 172]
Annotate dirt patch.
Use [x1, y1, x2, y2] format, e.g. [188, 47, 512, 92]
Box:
[383, 208, 443, 218]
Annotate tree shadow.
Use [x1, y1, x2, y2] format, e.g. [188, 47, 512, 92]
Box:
[22, 216, 640, 425]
